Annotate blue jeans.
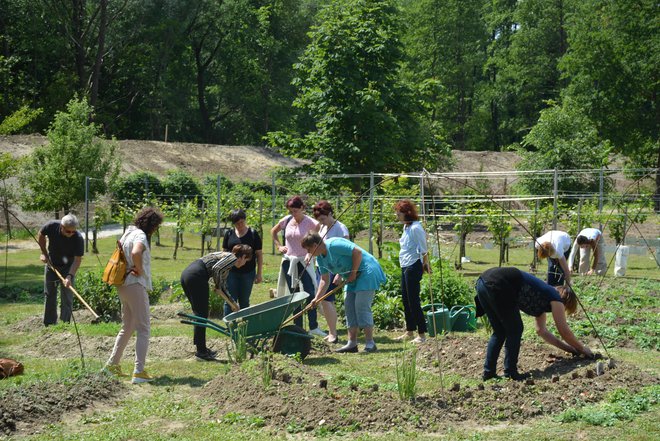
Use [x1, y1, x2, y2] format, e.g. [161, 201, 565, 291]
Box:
[282, 260, 318, 330]
[344, 290, 375, 328]
[547, 249, 570, 286]
[224, 271, 256, 317]
[475, 278, 523, 376]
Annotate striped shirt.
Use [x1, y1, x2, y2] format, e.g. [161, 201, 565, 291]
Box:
[200, 252, 237, 295]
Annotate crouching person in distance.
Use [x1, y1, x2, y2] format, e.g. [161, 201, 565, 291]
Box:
[180, 245, 253, 360]
[475, 267, 594, 381]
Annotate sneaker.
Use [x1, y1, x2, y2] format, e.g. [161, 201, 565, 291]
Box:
[102, 364, 125, 377]
[363, 344, 378, 353]
[411, 336, 426, 344]
[335, 344, 358, 353]
[395, 332, 414, 341]
[309, 327, 328, 337]
[195, 348, 218, 361]
[131, 370, 154, 384]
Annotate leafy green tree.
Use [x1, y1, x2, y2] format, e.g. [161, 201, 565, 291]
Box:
[560, 0, 659, 209]
[19, 97, 118, 215]
[0, 106, 42, 135]
[516, 101, 611, 197]
[267, 0, 444, 175]
[402, 0, 488, 151]
[485, 206, 512, 267]
[481, 0, 569, 150]
[111, 172, 163, 208]
[161, 170, 201, 203]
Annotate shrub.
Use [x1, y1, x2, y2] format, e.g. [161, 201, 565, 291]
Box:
[421, 258, 473, 308]
[74, 271, 120, 322]
[372, 291, 404, 330]
[75, 270, 165, 322]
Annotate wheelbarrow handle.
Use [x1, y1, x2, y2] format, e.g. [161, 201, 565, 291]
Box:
[179, 319, 228, 336]
[177, 312, 225, 329]
[281, 281, 346, 327]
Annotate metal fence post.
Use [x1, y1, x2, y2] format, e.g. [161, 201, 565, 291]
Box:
[216, 175, 221, 251]
[84, 176, 89, 252]
[271, 174, 276, 255]
[368, 172, 374, 254]
[598, 167, 604, 230]
[552, 168, 558, 230]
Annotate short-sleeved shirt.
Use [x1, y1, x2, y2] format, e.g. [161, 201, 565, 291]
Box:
[222, 228, 262, 274]
[399, 221, 428, 268]
[479, 267, 561, 317]
[316, 237, 386, 292]
[319, 220, 349, 239]
[121, 226, 153, 290]
[535, 231, 571, 258]
[277, 215, 319, 258]
[40, 220, 84, 268]
[577, 228, 601, 241]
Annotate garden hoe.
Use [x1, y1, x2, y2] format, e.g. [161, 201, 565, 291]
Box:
[48, 263, 100, 321]
[214, 288, 240, 312]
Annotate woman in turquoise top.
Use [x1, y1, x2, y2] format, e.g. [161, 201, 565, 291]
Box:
[302, 232, 386, 353]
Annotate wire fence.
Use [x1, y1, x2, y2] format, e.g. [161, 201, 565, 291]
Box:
[77, 168, 658, 266]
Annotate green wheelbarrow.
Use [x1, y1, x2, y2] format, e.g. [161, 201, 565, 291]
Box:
[178, 291, 313, 359]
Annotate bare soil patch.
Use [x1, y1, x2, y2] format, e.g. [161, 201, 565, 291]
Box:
[0, 373, 123, 436]
[203, 337, 658, 434]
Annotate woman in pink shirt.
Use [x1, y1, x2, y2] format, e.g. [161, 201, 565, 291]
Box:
[270, 196, 322, 335]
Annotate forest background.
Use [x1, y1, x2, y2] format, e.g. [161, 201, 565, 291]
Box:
[0, 0, 656, 187]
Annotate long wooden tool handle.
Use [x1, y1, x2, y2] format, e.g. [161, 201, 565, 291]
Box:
[282, 281, 346, 326]
[50, 266, 100, 319]
[215, 288, 240, 312]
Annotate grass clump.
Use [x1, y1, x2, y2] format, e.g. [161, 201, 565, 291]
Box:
[395, 345, 418, 401]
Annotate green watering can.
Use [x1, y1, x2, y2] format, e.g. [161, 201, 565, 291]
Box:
[450, 305, 477, 332]
[422, 303, 451, 337]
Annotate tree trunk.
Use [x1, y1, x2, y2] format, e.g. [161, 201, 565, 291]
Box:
[89, 0, 108, 109]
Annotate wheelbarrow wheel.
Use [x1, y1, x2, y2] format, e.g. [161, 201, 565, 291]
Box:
[272, 325, 311, 360]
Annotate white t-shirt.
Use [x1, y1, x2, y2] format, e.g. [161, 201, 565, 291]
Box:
[535, 230, 571, 259]
[319, 220, 349, 239]
[121, 226, 152, 290]
[577, 228, 601, 241]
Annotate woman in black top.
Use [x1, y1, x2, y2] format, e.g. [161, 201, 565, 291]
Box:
[222, 209, 263, 316]
[475, 267, 594, 381]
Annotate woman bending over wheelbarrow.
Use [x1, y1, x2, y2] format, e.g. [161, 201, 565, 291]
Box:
[475, 267, 594, 381]
[181, 245, 252, 361]
[301, 232, 386, 353]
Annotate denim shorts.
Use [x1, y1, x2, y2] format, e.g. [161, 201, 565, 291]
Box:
[344, 290, 375, 328]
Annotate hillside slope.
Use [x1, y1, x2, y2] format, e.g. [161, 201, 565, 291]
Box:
[0, 134, 521, 182]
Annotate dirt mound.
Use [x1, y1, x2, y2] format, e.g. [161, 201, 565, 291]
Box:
[0, 134, 306, 182]
[202, 338, 658, 434]
[0, 372, 123, 436]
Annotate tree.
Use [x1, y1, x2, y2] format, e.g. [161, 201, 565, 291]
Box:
[402, 0, 488, 151]
[482, 0, 569, 150]
[19, 97, 118, 215]
[560, 0, 659, 210]
[516, 101, 611, 197]
[267, 0, 445, 175]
